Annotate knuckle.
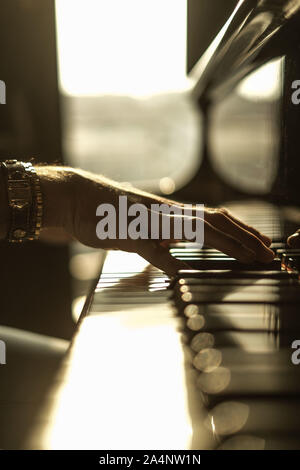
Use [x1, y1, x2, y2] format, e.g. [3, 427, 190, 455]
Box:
[209, 210, 226, 222]
[219, 207, 229, 216]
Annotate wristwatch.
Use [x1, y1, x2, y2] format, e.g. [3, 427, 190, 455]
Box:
[1, 159, 42, 242]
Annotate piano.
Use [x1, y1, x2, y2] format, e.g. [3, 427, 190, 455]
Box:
[25, 0, 300, 450]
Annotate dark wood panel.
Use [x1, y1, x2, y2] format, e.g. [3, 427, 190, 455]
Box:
[0, 1, 73, 339]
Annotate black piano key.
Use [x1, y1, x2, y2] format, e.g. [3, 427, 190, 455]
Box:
[173, 257, 282, 271]
[276, 249, 300, 255]
[189, 330, 278, 352]
[181, 303, 300, 332]
[177, 289, 300, 304]
[186, 312, 278, 332]
[177, 277, 299, 287]
[177, 269, 298, 280]
[197, 367, 300, 407]
[193, 348, 300, 407]
[206, 399, 300, 436]
[170, 250, 229, 257]
[270, 243, 287, 251]
[174, 287, 300, 309]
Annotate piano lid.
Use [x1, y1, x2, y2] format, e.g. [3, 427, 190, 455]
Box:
[190, 0, 300, 105]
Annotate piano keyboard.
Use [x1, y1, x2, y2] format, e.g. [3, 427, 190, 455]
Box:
[28, 202, 300, 450]
[89, 202, 300, 449]
[80, 203, 300, 449]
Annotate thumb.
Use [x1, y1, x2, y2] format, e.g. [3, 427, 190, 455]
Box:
[137, 241, 190, 278]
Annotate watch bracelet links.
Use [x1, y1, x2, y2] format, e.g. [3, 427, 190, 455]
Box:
[1, 159, 43, 243]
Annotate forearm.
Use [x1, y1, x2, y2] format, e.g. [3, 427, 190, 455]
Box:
[67, 166, 178, 208]
[0, 162, 275, 276]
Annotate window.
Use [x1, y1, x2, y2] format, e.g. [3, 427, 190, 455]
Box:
[55, 0, 200, 194]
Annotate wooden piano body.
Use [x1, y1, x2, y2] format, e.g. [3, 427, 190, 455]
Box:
[26, 0, 300, 449]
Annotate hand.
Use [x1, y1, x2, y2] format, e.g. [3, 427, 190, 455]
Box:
[37, 166, 275, 277]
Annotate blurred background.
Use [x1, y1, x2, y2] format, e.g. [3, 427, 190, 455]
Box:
[0, 0, 283, 338]
[55, 0, 200, 324]
[54, 0, 282, 324]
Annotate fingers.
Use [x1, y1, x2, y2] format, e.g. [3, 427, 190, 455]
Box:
[203, 221, 258, 263]
[205, 209, 274, 263]
[141, 208, 274, 266]
[287, 229, 300, 248]
[218, 208, 272, 247]
[137, 241, 190, 278]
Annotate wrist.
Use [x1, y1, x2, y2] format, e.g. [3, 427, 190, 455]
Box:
[36, 166, 75, 231]
[0, 163, 76, 241]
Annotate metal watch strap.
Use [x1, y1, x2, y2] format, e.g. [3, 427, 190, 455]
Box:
[2, 159, 34, 242]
